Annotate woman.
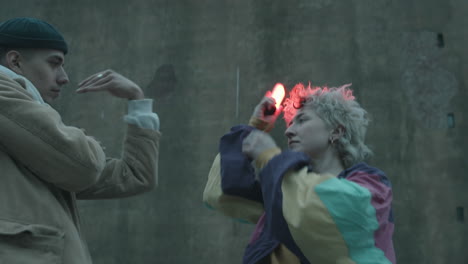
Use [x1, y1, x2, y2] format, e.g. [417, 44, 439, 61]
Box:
[203, 83, 395, 264]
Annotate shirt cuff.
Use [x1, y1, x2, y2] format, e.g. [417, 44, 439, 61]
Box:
[124, 99, 160, 131]
[128, 99, 153, 115]
[249, 117, 274, 132]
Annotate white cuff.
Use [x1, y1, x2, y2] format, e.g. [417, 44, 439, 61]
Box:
[124, 99, 160, 131]
[128, 99, 153, 115]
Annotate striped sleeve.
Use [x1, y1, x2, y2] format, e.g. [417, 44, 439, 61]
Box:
[203, 125, 266, 224]
[202, 153, 264, 224]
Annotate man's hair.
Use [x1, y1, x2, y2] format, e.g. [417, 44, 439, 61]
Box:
[283, 83, 373, 168]
[0, 46, 33, 65]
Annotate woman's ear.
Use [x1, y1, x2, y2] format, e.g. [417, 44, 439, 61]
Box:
[330, 125, 346, 141]
[5, 50, 24, 75]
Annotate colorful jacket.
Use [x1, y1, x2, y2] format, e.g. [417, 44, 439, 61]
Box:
[203, 125, 395, 264]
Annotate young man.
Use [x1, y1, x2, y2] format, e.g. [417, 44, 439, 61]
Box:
[0, 17, 161, 263]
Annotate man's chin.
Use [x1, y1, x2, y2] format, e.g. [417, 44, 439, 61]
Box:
[45, 94, 61, 104]
[43, 96, 55, 104]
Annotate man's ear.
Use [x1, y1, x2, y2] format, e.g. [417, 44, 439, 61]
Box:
[5, 50, 24, 75]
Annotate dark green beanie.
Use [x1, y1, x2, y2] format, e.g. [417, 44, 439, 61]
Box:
[0, 17, 68, 54]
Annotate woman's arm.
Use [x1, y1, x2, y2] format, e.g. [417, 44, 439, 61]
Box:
[203, 153, 264, 224]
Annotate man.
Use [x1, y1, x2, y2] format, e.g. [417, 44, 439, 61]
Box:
[0, 17, 161, 263]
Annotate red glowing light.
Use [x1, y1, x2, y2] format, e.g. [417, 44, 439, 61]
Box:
[282, 83, 355, 125]
[270, 83, 285, 109]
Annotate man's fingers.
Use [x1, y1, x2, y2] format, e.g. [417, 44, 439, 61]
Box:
[78, 74, 99, 87]
[86, 74, 112, 88]
[76, 74, 112, 93]
[76, 81, 111, 94]
[76, 86, 106, 94]
[78, 70, 110, 87]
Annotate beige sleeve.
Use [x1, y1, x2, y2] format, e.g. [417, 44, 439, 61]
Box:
[203, 153, 264, 224]
[248, 116, 273, 132]
[0, 73, 106, 192]
[77, 125, 160, 199]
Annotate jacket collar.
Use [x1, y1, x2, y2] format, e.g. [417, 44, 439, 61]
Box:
[0, 64, 46, 105]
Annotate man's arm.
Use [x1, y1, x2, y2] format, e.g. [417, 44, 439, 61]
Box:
[0, 73, 106, 192]
[76, 124, 160, 199]
[77, 98, 161, 199]
[74, 70, 161, 198]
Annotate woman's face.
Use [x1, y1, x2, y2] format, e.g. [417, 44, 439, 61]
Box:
[284, 108, 331, 157]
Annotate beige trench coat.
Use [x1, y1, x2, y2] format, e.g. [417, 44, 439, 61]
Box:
[0, 72, 160, 264]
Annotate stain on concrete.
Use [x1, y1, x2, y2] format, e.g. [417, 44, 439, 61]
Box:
[146, 64, 177, 99]
[401, 31, 459, 129]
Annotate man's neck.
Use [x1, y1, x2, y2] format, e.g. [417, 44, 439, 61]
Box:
[310, 148, 344, 176]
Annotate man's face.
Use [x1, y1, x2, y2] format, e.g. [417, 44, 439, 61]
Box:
[284, 108, 331, 158]
[18, 49, 69, 103]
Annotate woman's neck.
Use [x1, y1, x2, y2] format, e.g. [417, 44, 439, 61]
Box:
[310, 148, 344, 176]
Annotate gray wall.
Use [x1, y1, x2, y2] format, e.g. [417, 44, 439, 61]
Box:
[2, 0, 467, 263]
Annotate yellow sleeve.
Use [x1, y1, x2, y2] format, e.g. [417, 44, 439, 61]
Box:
[254, 147, 282, 169]
[249, 116, 273, 132]
[203, 153, 264, 224]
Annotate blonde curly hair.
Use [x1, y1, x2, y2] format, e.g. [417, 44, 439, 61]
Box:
[282, 83, 372, 168]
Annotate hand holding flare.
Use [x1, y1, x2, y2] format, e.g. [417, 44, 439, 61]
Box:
[264, 83, 286, 115]
[250, 83, 286, 132]
[244, 83, 285, 158]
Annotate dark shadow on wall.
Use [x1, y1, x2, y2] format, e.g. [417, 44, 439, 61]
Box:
[146, 64, 177, 99]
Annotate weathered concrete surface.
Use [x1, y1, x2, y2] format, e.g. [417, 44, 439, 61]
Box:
[1, 0, 467, 263]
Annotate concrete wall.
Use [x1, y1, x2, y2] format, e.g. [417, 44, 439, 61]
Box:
[1, 0, 467, 263]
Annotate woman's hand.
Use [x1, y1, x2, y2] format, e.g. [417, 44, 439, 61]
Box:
[250, 92, 283, 131]
[242, 130, 278, 160]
